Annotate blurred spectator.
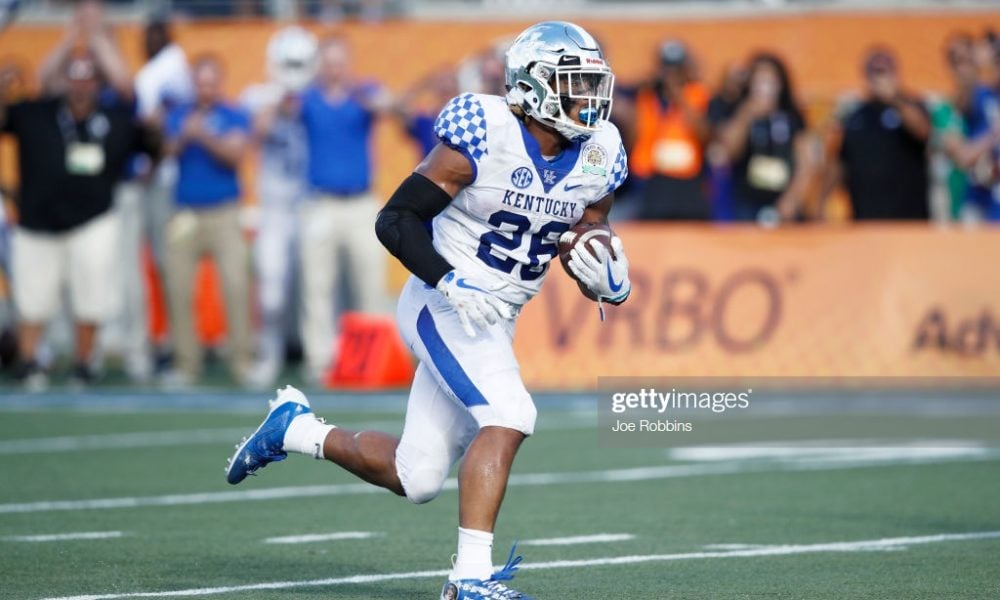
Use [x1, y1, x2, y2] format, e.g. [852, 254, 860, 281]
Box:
[135, 18, 193, 125]
[708, 64, 748, 129]
[0, 53, 159, 389]
[393, 66, 459, 158]
[822, 49, 931, 220]
[296, 34, 392, 384]
[163, 55, 253, 387]
[0, 61, 26, 362]
[625, 40, 711, 220]
[456, 42, 508, 98]
[955, 34, 1000, 222]
[0, 193, 11, 368]
[37, 0, 132, 103]
[477, 46, 508, 97]
[123, 16, 194, 377]
[38, 1, 156, 382]
[929, 33, 977, 221]
[0, 187, 15, 373]
[706, 63, 748, 221]
[718, 52, 811, 223]
[240, 26, 317, 388]
[976, 29, 1000, 91]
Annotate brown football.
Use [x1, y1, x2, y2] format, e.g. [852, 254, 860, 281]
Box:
[558, 221, 615, 301]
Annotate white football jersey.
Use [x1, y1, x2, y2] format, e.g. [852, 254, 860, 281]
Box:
[432, 93, 628, 306]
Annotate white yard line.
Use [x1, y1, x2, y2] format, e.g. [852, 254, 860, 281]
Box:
[2, 447, 997, 515]
[36, 530, 1000, 600]
[0, 429, 256, 455]
[264, 531, 382, 544]
[0, 422, 403, 455]
[703, 543, 778, 550]
[0, 482, 381, 514]
[668, 443, 990, 463]
[2, 531, 123, 542]
[521, 533, 635, 546]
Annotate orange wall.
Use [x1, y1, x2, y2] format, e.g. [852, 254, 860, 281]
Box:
[2, 10, 999, 201]
[515, 223, 1000, 389]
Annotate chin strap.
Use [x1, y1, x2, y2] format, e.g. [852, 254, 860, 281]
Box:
[552, 119, 594, 143]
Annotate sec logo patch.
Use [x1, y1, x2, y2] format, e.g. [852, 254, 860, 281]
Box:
[511, 166, 534, 189]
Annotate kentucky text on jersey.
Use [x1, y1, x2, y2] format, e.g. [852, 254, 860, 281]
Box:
[501, 189, 580, 218]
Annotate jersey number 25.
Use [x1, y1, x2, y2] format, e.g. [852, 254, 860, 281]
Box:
[476, 210, 569, 281]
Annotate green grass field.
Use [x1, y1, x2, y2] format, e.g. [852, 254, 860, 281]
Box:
[1, 390, 999, 600]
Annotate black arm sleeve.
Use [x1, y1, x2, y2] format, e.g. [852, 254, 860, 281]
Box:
[375, 172, 455, 287]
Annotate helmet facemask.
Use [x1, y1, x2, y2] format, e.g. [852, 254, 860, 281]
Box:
[554, 66, 614, 133]
[504, 21, 616, 142]
[515, 61, 614, 143]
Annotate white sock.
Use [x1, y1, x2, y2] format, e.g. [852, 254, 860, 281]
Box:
[282, 413, 335, 459]
[450, 527, 494, 581]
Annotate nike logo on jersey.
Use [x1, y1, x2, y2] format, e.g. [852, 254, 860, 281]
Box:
[606, 262, 623, 293]
[563, 182, 583, 191]
[456, 278, 487, 293]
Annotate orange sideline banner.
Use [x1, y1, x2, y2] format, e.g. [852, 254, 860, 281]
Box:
[513, 225, 1000, 390]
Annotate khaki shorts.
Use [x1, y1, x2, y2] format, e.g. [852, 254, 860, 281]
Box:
[12, 210, 122, 323]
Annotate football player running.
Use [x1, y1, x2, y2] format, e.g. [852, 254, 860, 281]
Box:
[226, 21, 631, 600]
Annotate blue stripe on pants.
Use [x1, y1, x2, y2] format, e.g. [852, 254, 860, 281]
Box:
[416, 306, 489, 408]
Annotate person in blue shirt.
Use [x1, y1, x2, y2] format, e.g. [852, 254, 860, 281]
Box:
[163, 54, 253, 387]
[297, 34, 393, 384]
[393, 67, 460, 159]
[959, 81, 1000, 222]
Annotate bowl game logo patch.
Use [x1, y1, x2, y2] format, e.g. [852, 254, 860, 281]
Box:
[582, 143, 608, 176]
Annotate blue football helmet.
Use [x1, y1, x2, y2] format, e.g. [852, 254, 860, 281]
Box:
[504, 21, 615, 142]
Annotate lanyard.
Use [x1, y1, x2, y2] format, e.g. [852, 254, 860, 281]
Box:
[56, 104, 109, 146]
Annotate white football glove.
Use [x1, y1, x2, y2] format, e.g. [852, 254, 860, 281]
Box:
[564, 234, 631, 304]
[436, 270, 515, 338]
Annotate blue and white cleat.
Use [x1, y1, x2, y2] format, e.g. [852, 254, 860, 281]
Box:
[440, 545, 533, 600]
[225, 385, 312, 485]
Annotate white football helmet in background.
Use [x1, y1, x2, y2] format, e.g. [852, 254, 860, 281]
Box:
[504, 21, 614, 143]
[267, 26, 318, 92]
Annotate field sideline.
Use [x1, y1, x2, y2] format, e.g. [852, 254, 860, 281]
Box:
[1, 390, 999, 599]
